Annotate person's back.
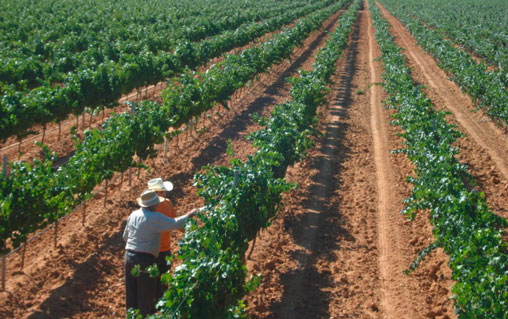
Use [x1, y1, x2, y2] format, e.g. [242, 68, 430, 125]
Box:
[123, 189, 197, 317]
[124, 208, 172, 257]
[147, 177, 184, 302]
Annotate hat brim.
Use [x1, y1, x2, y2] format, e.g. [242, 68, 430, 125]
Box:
[150, 181, 173, 192]
[137, 196, 164, 207]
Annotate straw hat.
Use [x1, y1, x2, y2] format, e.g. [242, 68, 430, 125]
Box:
[137, 189, 163, 207]
[147, 178, 173, 192]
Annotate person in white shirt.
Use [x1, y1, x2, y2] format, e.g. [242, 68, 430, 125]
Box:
[123, 189, 197, 316]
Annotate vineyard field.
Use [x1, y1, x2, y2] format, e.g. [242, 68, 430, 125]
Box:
[0, 0, 507, 318]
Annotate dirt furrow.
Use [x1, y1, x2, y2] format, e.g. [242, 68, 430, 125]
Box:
[366, 2, 454, 317]
[247, 9, 381, 318]
[0, 10, 344, 319]
[246, 4, 455, 318]
[377, 2, 508, 222]
[366, 2, 396, 315]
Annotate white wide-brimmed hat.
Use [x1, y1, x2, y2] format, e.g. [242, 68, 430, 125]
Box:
[137, 189, 163, 207]
[147, 178, 173, 192]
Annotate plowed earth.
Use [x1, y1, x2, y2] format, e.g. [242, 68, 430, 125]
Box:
[1, 2, 506, 318]
[377, 3, 508, 226]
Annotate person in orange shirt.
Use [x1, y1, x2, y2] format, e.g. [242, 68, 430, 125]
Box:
[147, 177, 185, 301]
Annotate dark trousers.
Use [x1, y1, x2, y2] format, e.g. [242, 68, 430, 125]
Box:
[155, 250, 172, 302]
[124, 250, 157, 317]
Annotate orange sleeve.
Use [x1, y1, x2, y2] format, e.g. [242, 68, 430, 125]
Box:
[167, 201, 185, 234]
[156, 200, 175, 252]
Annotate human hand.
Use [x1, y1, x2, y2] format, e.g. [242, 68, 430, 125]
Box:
[187, 206, 205, 218]
[187, 208, 199, 218]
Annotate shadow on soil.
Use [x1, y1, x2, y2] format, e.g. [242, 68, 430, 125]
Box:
[270, 14, 361, 319]
[27, 207, 128, 319]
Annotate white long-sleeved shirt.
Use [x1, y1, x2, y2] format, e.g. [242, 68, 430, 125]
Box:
[123, 208, 190, 257]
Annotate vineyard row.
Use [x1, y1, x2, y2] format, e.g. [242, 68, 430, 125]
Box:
[369, 1, 508, 317]
[140, 2, 361, 317]
[0, 0, 336, 142]
[380, 0, 508, 126]
[0, 0, 351, 254]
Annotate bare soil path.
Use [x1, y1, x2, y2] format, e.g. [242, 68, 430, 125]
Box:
[377, 2, 508, 222]
[367, 2, 402, 315]
[246, 4, 455, 319]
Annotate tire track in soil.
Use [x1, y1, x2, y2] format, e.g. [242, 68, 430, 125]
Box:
[246, 4, 455, 318]
[368, 3, 456, 318]
[377, 2, 508, 223]
[366, 2, 397, 315]
[246, 11, 378, 319]
[0, 10, 344, 319]
[367, 2, 443, 317]
[369, 1, 456, 319]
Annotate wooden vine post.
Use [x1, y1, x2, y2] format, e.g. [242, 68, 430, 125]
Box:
[163, 137, 168, 158]
[82, 201, 87, 226]
[234, 168, 255, 259]
[2, 154, 7, 177]
[41, 124, 46, 144]
[17, 138, 22, 159]
[1, 254, 4, 291]
[54, 220, 58, 248]
[1, 155, 7, 290]
[127, 106, 134, 189]
[104, 179, 109, 207]
[21, 245, 26, 270]
[248, 235, 257, 260]
[233, 169, 239, 187]
[186, 123, 191, 140]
